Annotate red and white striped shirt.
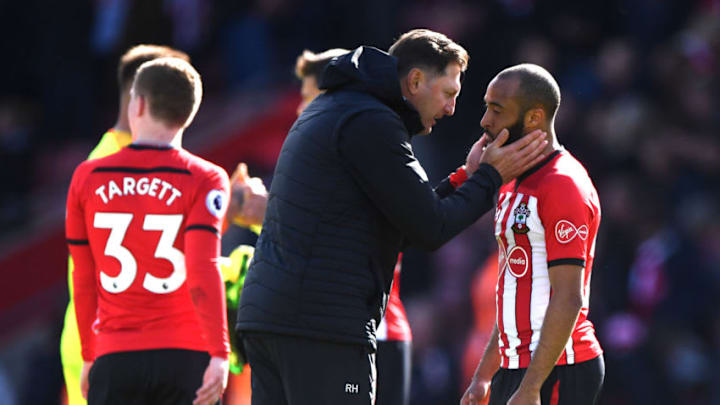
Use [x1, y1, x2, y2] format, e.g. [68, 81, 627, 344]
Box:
[494, 150, 602, 369]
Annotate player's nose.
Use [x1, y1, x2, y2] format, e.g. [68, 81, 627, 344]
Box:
[480, 112, 490, 129]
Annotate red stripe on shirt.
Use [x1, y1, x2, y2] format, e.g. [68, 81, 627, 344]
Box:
[512, 194, 533, 368]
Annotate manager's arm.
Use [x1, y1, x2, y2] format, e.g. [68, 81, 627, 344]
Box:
[338, 110, 544, 250]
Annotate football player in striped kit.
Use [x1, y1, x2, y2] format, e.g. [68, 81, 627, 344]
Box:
[462, 64, 604, 405]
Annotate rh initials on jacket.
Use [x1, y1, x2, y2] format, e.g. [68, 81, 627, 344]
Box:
[493, 149, 603, 369]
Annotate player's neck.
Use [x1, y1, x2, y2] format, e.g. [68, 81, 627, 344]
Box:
[133, 135, 183, 148]
[544, 130, 561, 155]
[114, 113, 130, 134]
[114, 92, 131, 133]
[535, 124, 560, 156]
[133, 123, 183, 148]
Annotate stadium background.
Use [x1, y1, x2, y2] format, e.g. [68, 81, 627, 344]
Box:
[0, 0, 719, 404]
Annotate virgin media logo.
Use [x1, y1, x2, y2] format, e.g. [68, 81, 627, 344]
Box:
[555, 220, 588, 244]
[497, 239, 529, 278]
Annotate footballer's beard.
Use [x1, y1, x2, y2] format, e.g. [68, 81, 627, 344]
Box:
[484, 113, 526, 145]
[505, 114, 526, 145]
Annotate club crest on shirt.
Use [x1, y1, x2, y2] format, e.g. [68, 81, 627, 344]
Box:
[205, 189, 227, 218]
[511, 202, 530, 234]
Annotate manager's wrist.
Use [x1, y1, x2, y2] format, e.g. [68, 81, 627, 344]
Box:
[472, 163, 502, 189]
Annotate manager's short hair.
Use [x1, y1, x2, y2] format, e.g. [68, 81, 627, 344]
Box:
[389, 29, 469, 78]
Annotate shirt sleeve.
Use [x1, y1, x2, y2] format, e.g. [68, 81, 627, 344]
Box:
[65, 165, 97, 361]
[184, 169, 231, 358]
[186, 169, 230, 235]
[540, 177, 593, 268]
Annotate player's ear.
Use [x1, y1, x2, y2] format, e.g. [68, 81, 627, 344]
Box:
[128, 89, 143, 119]
[524, 107, 544, 128]
[136, 94, 146, 117]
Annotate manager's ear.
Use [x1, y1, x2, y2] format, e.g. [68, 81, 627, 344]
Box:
[405, 67, 426, 96]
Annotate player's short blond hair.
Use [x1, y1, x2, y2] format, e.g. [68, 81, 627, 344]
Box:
[132, 57, 202, 129]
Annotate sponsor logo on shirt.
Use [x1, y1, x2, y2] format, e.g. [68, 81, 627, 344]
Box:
[498, 238, 530, 278]
[555, 220, 588, 244]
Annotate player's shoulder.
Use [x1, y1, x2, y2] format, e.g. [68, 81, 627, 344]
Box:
[88, 129, 131, 160]
[536, 150, 595, 198]
[87, 131, 116, 160]
[543, 150, 590, 184]
[72, 151, 117, 178]
[177, 149, 229, 184]
[81, 146, 134, 171]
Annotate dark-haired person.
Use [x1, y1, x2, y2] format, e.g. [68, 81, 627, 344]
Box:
[236, 29, 548, 405]
[60, 44, 190, 405]
[66, 58, 230, 405]
[461, 64, 604, 405]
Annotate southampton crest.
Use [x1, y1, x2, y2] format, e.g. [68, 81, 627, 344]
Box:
[511, 202, 530, 234]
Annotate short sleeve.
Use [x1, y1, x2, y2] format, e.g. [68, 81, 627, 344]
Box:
[186, 168, 231, 235]
[540, 177, 593, 268]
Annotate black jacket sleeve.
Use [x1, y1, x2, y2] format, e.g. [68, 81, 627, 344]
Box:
[434, 176, 455, 198]
[337, 110, 501, 251]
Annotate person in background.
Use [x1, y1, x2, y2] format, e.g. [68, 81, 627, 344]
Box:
[60, 44, 190, 405]
[61, 43, 265, 405]
[66, 57, 229, 405]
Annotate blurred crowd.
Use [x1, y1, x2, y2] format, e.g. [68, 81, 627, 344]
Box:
[1, 0, 719, 404]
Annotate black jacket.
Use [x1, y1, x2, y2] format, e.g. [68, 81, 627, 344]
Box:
[236, 47, 501, 349]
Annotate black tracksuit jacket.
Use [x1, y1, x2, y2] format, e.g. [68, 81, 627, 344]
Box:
[236, 46, 502, 350]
